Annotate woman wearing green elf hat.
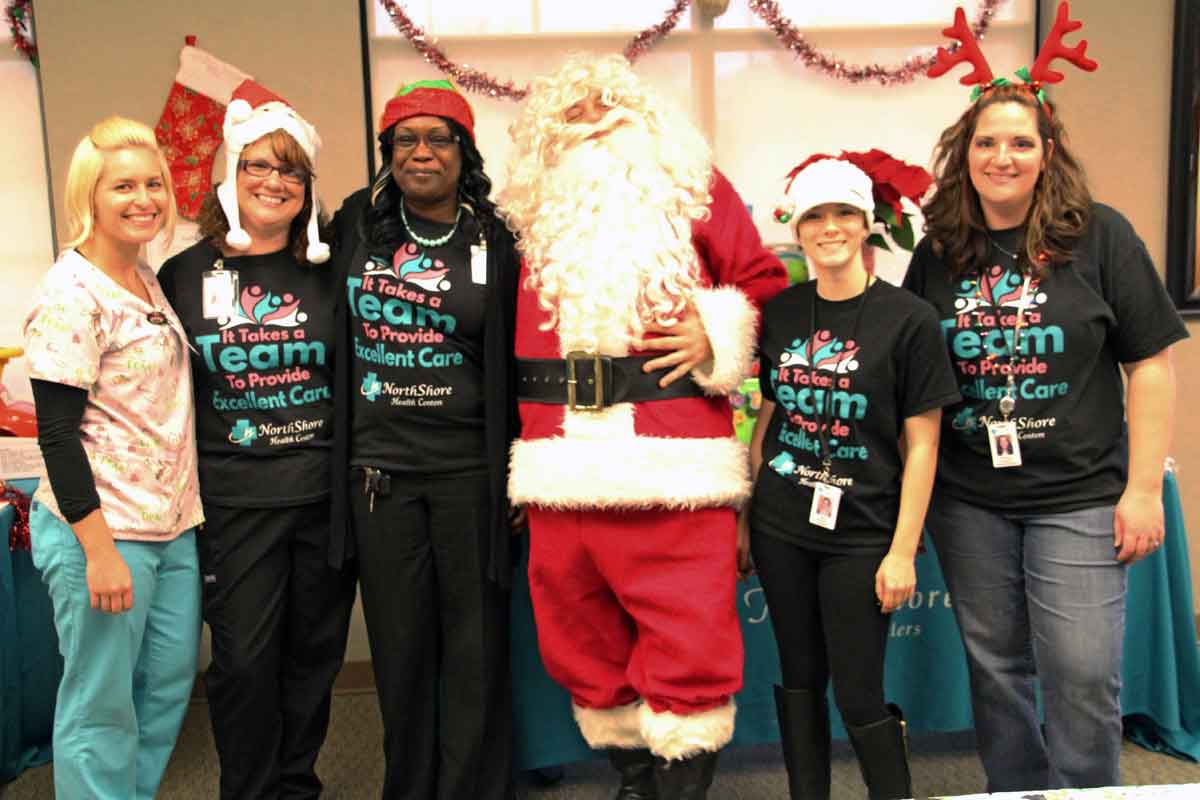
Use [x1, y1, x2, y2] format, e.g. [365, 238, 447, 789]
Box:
[329, 79, 521, 799]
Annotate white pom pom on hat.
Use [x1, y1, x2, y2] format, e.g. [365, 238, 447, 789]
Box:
[219, 79, 329, 263]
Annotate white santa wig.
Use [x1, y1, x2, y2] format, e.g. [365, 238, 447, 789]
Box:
[498, 54, 715, 354]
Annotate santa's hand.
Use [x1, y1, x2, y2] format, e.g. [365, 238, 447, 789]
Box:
[636, 303, 713, 388]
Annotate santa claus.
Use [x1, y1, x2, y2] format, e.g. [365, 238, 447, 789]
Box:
[498, 54, 786, 799]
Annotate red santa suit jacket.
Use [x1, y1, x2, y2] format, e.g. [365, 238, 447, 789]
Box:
[509, 170, 786, 511]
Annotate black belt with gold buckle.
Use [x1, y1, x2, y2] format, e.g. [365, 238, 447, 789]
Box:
[517, 352, 705, 411]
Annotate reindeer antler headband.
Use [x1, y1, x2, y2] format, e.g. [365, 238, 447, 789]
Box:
[929, 1, 1098, 108]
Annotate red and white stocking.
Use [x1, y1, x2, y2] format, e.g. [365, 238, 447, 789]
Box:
[154, 38, 251, 220]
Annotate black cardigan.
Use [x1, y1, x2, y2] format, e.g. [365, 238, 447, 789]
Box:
[327, 188, 521, 585]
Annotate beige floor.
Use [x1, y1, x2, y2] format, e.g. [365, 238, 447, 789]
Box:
[3, 692, 1199, 798]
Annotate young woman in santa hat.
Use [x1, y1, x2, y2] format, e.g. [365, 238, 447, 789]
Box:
[741, 154, 959, 800]
[158, 80, 355, 799]
[24, 115, 202, 798]
[327, 79, 521, 800]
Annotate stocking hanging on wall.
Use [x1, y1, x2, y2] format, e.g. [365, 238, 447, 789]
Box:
[155, 37, 252, 220]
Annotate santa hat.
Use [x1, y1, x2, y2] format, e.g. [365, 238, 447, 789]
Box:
[378, 79, 475, 141]
[775, 158, 874, 231]
[216, 79, 329, 263]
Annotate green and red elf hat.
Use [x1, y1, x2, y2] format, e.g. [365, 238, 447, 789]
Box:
[378, 79, 476, 140]
[928, 1, 1098, 109]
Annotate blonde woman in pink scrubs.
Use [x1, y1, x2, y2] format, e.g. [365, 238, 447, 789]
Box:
[23, 116, 203, 799]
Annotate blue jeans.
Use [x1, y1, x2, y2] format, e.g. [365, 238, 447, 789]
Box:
[925, 493, 1126, 792]
[31, 502, 201, 800]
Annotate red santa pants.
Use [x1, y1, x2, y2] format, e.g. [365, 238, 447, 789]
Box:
[526, 505, 743, 716]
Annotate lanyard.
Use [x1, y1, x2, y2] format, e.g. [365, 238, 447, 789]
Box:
[808, 277, 874, 468]
[992, 275, 1032, 419]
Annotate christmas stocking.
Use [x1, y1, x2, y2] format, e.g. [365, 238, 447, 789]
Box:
[155, 37, 252, 220]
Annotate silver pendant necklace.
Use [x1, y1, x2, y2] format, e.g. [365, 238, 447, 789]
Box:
[988, 234, 1020, 261]
[400, 200, 461, 248]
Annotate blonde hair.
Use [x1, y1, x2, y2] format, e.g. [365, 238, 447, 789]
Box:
[61, 116, 177, 251]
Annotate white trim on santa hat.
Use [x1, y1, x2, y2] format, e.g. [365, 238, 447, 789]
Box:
[217, 91, 329, 263]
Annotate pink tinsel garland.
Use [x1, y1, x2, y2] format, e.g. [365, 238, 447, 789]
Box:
[379, 0, 1011, 98]
[3, 482, 31, 552]
[748, 0, 1009, 86]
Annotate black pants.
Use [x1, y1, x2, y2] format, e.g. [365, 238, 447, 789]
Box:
[751, 531, 891, 728]
[351, 469, 513, 800]
[198, 501, 357, 799]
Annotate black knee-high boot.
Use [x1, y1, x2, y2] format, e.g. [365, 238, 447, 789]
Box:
[609, 747, 657, 800]
[774, 685, 832, 799]
[845, 704, 913, 800]
[652, 751, 719, 800]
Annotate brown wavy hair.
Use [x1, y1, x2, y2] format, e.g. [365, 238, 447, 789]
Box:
[197, 129, 326, 263]
[922, 85, 1092, 277]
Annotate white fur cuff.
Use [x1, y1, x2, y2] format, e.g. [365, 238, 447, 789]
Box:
[509, 434, 750, 510]
[177, 45, 253, 104]
[689, 286, 757, 395]
[639, 700, 736, 760]
[574, 702, 647, 749]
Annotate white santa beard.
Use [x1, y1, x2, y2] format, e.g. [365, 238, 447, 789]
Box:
[528, 126, 700, 356]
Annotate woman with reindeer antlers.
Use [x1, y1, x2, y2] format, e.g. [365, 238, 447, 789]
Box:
[904, 2, 1187, 791]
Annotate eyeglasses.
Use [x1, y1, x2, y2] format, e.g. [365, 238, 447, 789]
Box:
[393, 132, 460, 152]
[239, 159, 310, 185]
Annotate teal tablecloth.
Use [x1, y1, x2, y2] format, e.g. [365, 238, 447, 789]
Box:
[511, 471, 1200, 770]
[0, 478, 61, 784]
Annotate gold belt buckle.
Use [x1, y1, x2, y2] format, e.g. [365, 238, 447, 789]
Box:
[565, 351, 606, 411]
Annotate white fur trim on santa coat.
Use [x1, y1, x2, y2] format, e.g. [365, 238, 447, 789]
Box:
[176, 45, 252, 105]
[639, 700, 736, 760]
[574, 702, 647, 749]
[688, 286, 758, 396]
[509, 404, 750, 510]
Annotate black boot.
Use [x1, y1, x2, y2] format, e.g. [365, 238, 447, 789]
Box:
[774, 685, 831, 799]
[609, 747, 657, 800]
[845, 704, 913, 800]
[652, 750, 719, 800]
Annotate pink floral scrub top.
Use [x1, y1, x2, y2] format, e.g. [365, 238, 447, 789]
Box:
[23, 249, 204, 541]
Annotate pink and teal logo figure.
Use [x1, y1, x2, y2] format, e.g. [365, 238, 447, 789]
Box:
[363, 243, 451, 292]
[220, 285, 308, 330]
[953, 264, 1047, 317]
[776, 331, 862, 376]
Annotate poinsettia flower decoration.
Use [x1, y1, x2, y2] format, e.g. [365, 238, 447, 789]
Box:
[774, 149, 933, 253]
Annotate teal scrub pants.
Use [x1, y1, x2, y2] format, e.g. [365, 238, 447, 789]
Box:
[30, 502, 201, 799]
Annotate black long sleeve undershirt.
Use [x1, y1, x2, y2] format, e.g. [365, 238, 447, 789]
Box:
[31, 378, 101, 523]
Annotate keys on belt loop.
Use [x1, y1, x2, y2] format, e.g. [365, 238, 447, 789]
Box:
[362, 467, 391, 513]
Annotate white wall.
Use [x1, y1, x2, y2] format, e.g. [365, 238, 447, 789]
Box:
[0, 38, 54, 403]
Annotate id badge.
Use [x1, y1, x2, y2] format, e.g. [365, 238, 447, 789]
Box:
[470, 244, 488, 286]
[809, 482, 843, 530]
[202, 268, 239, 319]
[987, 420, 1023, 468]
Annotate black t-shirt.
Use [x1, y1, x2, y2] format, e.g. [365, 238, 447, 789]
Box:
[159, 241, 337, 507]
[346, 210, 487, 475]
[902, 203, 1189, 513]
[751, 279, 960, 553]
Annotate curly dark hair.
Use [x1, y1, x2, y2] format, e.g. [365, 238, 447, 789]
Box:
[196, 129, 327, 264]
[921, 85, 1092, 277]
[361, 119, 499, 254]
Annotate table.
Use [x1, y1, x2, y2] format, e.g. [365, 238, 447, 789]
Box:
[933, 787, 1200, 799]
[510, 471, 1200, 770]
[0, 478, 61, 784]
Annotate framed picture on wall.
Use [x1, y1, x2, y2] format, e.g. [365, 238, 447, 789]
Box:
[1166, 0, 1200, 314]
